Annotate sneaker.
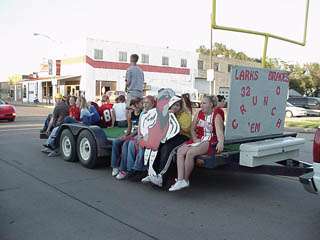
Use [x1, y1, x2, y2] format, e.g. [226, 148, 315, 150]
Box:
[168, 179, 190, 192]
[41, 147, 51, 154]
[112, 168, 119, 177]
[116, 171, 127, 180]
[48, 150, 60, 157]
[150, 175, 163, 187]
[141, 175, 151, 183]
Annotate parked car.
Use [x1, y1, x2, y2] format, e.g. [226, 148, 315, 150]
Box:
[287, 96, 320, 116]
[105, 91, 126, 103]
[0, 99, 16, 121]
[285, 102, 307, 118]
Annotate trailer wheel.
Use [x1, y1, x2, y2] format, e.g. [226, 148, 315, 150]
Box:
[77, 130, 98, 168]
[60, 129, 77, 162]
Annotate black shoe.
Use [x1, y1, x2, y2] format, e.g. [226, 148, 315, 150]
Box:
[128, 171, 146, 182]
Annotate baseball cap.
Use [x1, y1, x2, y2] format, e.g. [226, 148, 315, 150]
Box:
[54, 93, 63, 99]
[168, 96, 181, 108]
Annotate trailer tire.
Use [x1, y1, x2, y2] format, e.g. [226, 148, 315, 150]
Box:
[77, 130, 98, 168]
[60, 129, 77, 162]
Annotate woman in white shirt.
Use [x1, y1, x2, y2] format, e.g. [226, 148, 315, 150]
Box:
[111, 95, 127, 127]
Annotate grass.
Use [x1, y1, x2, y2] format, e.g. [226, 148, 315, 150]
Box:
[285, 119, 320, 129]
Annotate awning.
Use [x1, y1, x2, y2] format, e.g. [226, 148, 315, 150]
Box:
[57, 75, 81, 85]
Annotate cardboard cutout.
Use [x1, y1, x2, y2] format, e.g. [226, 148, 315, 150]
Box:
[139, 88, 180, 177]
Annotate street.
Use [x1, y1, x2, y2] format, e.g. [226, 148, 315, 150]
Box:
[0, 106, 319, 240]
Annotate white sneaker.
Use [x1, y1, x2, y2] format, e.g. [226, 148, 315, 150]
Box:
[150, 175, 163, 187]
[116, 171, 127, 180]
[141, 175, 151, 183]
[169, 179, 190, 192]
[112, 168, 119, 177]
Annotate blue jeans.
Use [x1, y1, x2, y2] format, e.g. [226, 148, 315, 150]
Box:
[127, 140, 146, 172]
[46, 126, 59, 149]
[111, 138, 125, 168]
[119, 140, 130, 171]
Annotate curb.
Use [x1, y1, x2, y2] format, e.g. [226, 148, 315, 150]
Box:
[11, 103, 54, 109]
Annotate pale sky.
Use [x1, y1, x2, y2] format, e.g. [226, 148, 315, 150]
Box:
[0, 0, 319, 81]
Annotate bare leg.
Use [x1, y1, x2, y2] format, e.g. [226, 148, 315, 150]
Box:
[184, 142, 209, 181]
[176, 144, 191, 180]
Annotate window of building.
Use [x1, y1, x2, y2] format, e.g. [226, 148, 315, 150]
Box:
[228, 64, 233, 72]
[198, 60, 204, 70]
[181, 59, 187, 68]
[213, 62, 220, 71]
[141, 54, 149, 64]
[23, 85, 27, 98]
[162, 56, 169, 66]
[119, 51, 127, 62]
[94, 49, 103, 60]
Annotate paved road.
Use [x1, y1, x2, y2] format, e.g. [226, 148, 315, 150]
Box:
[0, 106, 319, 240]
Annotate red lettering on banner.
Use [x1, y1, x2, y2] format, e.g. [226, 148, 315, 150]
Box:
[264, 96, 269, 106]
[240, 86, 251, 97]
[268, 71, 289, 83]
[248, 122, 261, 133]
[240, 105, 247, 115]
[232, 119, 238, 129]
[271, 107, 276, 116]
[275, 86, 281, 95]
[235, 69, 259, 80]
[252, 96, 258, 106]
[276, 119, 282, 128]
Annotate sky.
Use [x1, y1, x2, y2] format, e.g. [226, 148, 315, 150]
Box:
[0, 0, 319, 81]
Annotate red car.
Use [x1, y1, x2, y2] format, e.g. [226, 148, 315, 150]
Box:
[0, 99, 16, 122]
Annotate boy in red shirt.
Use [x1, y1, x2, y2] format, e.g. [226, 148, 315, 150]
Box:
[99, 95, 113, 127]
[68, 96, 80, 121]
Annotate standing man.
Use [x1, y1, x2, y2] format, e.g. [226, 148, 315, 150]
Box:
[125, 54, 144, 107]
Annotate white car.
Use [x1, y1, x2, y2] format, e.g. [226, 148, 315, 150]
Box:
[285, 102, 307, 118]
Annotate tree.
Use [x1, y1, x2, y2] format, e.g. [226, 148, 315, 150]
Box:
[196, 43, 256, 62]
[8, 74, 22, 85]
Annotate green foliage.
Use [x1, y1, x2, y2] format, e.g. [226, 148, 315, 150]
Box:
[196, 43, 257, 62]
[197, 43, 320, 96]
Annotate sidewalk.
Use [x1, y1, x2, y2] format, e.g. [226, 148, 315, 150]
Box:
[9, 101, 54, 109]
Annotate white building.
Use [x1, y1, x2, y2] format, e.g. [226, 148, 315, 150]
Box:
[22, 37, 198, 103]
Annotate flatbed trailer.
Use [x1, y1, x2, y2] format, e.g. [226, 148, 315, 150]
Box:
[39, 66, 316, 188]
[40, 123, 313, 181]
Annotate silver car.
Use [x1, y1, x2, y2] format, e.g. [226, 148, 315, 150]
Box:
[286, 102, 307, 118]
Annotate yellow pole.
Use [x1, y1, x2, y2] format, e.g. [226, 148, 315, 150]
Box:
[262, 35, 269, 68]
[303, 0, 310, 44]
[211, 0, 310, 68]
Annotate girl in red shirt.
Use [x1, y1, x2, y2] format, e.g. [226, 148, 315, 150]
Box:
[169, 95, 225, 191]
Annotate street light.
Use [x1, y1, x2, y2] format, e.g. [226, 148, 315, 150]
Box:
[33, 32, 62, 104]
[33, 32, 62, 44]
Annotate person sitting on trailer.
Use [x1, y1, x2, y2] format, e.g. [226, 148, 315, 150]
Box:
[40, 93, 69, 156]
[99, 95, 113, 127]
[111, 95, 127, 128]
[168, 95, 225, 191]
[68, 96, 80, 121]
[216, 95, 226, 108]
[142, 94, 192, 187]
[110, 98, 143, 178]
[40, 93, 69, 134]
[114, 95, 156, 180]
[78, 96, 100, 125]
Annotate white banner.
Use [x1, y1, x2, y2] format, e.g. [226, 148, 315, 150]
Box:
[225, 66, 289, 141]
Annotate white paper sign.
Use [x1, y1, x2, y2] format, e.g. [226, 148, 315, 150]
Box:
[207, 69, 214, 82]
[225, 66, 289, 141]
